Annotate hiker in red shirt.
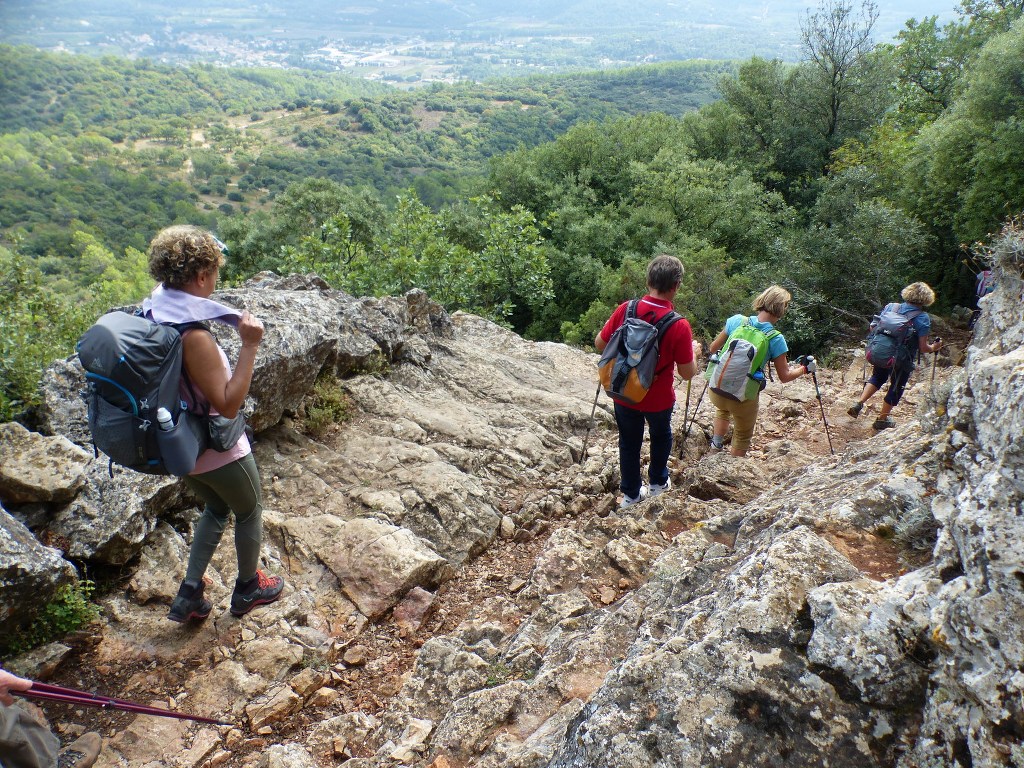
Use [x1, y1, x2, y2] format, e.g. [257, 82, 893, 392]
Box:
[595, 255, 702, 508]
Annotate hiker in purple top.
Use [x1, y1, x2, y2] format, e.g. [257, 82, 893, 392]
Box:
[848, 282, 943, 430]
[146, 225, 285, 623]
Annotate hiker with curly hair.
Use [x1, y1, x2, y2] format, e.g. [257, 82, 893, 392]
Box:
[706, 285, 813, 457]
[145, 225, 284, 622]
[848, 281, 943, 430]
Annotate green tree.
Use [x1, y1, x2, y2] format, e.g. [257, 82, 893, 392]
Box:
[908, 18, 1024, 247]
[800, 0, 879, 138]
[0, 244, 95, 421]
[778, 166, 931, 346]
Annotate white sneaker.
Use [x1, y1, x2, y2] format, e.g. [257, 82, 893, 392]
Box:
[619, 486, 649, 509]
[648, 477, 671, 497]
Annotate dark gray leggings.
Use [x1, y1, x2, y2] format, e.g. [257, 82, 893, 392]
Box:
[183, 453, 263, 584]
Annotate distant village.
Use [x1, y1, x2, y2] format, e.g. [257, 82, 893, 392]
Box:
[45, 28, 591, 86]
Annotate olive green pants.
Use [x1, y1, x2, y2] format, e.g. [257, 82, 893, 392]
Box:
[183, 453, 263, 584]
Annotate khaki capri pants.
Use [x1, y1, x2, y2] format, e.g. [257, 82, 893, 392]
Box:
[708, 390, 760, 453]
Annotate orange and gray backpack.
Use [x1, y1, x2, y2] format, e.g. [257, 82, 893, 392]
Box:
[598, 300, 680, 405]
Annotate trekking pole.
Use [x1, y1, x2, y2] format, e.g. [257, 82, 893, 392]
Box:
[578, 382, 602, 463]
[861, 342, 866, 383]
[681, 379, 692, 437]
[809, 370, 835, 455]
[684, 380, 709, 439]
[14, 682, 233, 726]
[930, 337, 941, 392]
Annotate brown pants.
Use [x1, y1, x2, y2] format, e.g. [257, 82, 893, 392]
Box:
[0, 704, 59, 768]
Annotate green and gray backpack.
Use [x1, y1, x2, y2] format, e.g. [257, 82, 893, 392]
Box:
[705, 318, 780, 402]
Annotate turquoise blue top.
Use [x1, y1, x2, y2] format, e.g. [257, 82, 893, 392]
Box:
[724, 314, 790, 361]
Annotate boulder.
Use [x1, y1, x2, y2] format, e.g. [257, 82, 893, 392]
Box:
[0, 503, 77, 629]
[0, 422, 91, 504]
[315, 516, 449, 620]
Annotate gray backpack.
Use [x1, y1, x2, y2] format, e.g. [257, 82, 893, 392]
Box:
[77, 311, 208, 476]
[864, 303, 922, 370]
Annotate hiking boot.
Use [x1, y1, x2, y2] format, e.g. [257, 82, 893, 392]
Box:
[619, 486, 649, 510]
[873, 417, 896, 430]
[648, 477, 671, 497]
[58, 732, 102, 768]
[167, 580, 212, 623]
[230, 570, 284, 617]
[848, 401, 864, 417]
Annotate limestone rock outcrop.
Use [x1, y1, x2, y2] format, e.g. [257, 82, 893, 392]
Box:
[1, 230, 1021, 768]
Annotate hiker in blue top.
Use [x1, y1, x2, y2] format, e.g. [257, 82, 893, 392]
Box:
[848, 282, 943, 430]
[706, 286, 814, 457]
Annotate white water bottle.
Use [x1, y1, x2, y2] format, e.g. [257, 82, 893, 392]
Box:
[156, 407, 174, 431]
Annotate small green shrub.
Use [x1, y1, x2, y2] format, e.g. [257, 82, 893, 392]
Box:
[2, 580, 100, 656]
[354, 351, 390, 377]
[485, 663, 512, 688]
[301, 375, 351, 439]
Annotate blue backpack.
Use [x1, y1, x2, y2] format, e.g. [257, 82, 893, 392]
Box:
[864, 303, 922, 369]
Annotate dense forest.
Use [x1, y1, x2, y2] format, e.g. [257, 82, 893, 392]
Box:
[1, 0, 1023, 423]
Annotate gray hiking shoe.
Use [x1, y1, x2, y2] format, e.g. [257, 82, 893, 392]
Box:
[58, 732, 102, 768]
[848, 402, 863, 417]
[167, 580, 212, 623]
[873, 417, 896, 430]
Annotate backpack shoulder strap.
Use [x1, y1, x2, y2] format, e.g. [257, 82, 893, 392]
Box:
[654, 310, 681, 337]
[170, 320, 211, 334]
[743, 316, 780, 341]
[170, 321, 213, 417]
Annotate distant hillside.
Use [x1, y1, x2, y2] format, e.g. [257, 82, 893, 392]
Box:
[0, 45, 389, 136]
[0, 46, 730, 259]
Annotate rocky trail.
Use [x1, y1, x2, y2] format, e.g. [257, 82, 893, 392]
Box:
[2, 270, 1011, 768]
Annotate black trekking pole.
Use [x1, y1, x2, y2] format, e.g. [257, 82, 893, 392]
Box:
[679, 380, 710, 460]
[809, 367, 835, 455]
[681, 379, 692, 437]
[578, 382, 602, 463]
[685, 380, 708, 437]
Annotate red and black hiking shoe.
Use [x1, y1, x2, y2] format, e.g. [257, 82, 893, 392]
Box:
[167, 580, 212, 623]
[230, 570, 284, 617]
